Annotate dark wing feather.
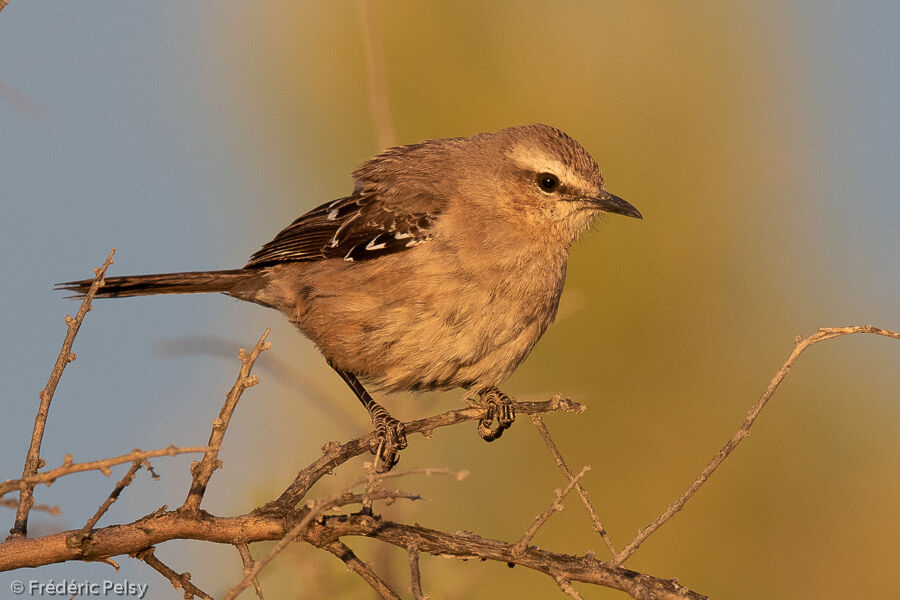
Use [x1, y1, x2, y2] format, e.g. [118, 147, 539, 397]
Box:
[246, 193, 440, 267]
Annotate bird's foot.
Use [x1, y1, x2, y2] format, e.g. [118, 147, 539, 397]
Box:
[476, 387, 515, 442]
[370, 408, 407, 472]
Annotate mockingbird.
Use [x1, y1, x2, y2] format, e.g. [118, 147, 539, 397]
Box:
[60, 124, 641, 470]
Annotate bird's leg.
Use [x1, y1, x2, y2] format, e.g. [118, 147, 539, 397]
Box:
[475, 386, 515, 442]
[331, 366, 407, 471]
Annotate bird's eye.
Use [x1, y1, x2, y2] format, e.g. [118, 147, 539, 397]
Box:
[537, 172, 560, 193]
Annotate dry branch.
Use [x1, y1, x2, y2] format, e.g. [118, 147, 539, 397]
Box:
[183, 329, 270, 512]
[80, 459, 145, 540]
[9, 249, 115, 538]
[226, 468, 461, 599]
[2, 316, 895, 600]
[324, 540, 401, 600]
[530, 414, 616, 556]
[613, 325, 900, 565]
[269, 394, 584, 510]
[133, 546, 212, 600]
[0, 446, 213, 497]
[234, 542, 264, 600]
[408, 543, 426, 600]
[512, 465, 590, 556]
[0, 507, 707, 599]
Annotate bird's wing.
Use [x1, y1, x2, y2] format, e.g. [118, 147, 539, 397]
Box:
[245, 192, 440, 267]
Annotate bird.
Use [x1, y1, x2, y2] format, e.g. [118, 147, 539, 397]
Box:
[59, 124, 641, 470]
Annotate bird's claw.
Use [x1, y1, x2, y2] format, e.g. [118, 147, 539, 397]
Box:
[371, 415, 407, 472]
[477, 388, 515, 442]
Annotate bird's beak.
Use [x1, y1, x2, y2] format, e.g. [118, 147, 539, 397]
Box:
[590, 191, 642, 219]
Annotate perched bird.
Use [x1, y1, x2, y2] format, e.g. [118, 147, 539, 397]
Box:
[60, 124, 641, 470]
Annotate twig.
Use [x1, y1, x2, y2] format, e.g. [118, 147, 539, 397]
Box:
[612, 325, 900, 565]
[357, 0, 395, 148]
[0, 499, 60, 515]
[182, 329, 270, 512]
[361, 460, 380, 515]
[0, 446, 214, 497]
[227, 468, 462, 600]
[133, 546, 212, 599]
[325, 540, 402, 600]
[80, 459, 144, 539]
[316, 519, 707, 600]
[1, 507, 708, 599]
[8, 249, 115, 539]
[555, 576, 585, 600]
[235, 542, 264, 599]
[511, 466, 589, 556]
[269, 395, 584, 510]
[530, 414, 616, 556]
[0, 1, 8, 15]
[408, 543, 426, 600]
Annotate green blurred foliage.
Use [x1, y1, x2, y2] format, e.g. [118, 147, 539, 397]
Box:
[196, 2, 899, 598]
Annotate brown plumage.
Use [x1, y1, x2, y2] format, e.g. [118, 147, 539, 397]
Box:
[58, 124, 641, 469]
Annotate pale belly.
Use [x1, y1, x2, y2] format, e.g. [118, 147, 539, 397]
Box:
[252, 243, 567, 393]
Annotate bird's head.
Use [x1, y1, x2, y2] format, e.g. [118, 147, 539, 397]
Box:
[484, 124, 641, 244]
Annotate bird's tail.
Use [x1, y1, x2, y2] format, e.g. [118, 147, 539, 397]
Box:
[57, 269, 252, 299]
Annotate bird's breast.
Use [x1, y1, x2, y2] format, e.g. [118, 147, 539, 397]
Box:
[281, 241, 568, 394]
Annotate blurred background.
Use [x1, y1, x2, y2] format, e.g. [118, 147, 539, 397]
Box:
[1, 2, 898, 598]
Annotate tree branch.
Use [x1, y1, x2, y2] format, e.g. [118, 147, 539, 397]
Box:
[323, 540, 401, 600]
[234, 543, 264, 600]
[8, 249, 115, 539]
[530, 414, 616, 556]
[0, 446, 214, 498]
[512, 465, 589, 556]
[612, 325, 900, 565]
[133, 546, 213, 600]
[3, 323, 895, 599]
[182, 329, 270, 512]
[0, 508, 707, 599]
[407, 543, 425, 600]
[268, 395, 584, 510]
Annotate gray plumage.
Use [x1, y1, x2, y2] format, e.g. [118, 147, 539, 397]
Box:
[59, 124, 641, 464]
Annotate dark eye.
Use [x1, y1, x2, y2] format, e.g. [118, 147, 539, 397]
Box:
[537, 172, 560, 192]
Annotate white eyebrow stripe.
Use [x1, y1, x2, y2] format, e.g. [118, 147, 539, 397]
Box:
[507, 145, 583, 189]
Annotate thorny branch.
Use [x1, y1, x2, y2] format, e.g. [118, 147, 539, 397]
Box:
[225, 468, 464, 600]
[0, 446, 212, 498]
[234, 543, 264, 600]
[530, 413, 616, 556]
[512, 465, 590, 556]
[8, 249, 115, 539]
[612, 324, 900, 566]
[269, 394, 585, 510]
[80, 459, 146, 539]
[408, 543, 426, 600]
[2, 269, 897, 600]
[133, 546, 213, 600]
[182, 329, 271, 512]
[323, 540, 401, 600]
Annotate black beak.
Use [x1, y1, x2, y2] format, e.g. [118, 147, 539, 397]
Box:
[591, 191, 642, 219]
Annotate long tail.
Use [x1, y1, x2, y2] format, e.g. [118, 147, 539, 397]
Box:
[56, 269, 252, 298]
